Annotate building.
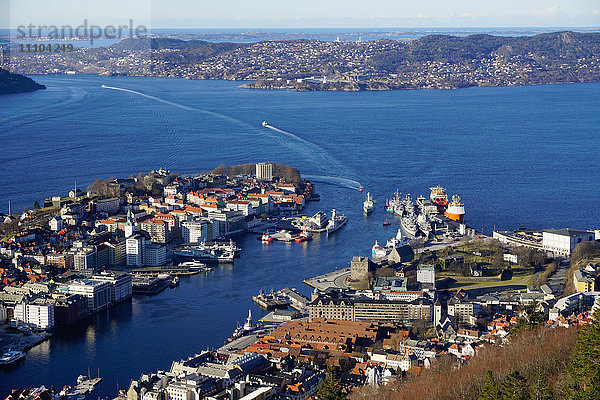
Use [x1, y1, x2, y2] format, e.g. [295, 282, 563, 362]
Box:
[309, 296, 354, 321]
[95, 197, 121, 213]
[308, 294, 432, 324]
[70, 245, 98, 270]
[144, 243, 167, 267]
[542, 229, 596, 256]
[255, 163, 273, 181]
[126, 233, 146, 267]
[68, 279, 111, 311]
[417, 265, 435, 290]
[52, 294, 89, 325]
[13, 300, 55, 330]
[49, 216, 64, 232]
[91, 271, 133, 303]
[182, 220, 212, 243]
[350, 256, 377, 281]
[574, 269, 596, 293]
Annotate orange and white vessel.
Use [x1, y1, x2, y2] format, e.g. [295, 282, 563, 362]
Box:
[429, 185, 449, 208]
[444, 195, 465, 223]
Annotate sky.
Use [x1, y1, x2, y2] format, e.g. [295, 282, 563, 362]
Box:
[2, 0, 600, 29]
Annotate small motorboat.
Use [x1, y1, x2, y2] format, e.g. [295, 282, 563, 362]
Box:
[383, 220, 392, 226]
[259, 231, 274, 242]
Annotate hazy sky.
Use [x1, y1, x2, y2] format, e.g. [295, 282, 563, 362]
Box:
[3, 0, 600, 28]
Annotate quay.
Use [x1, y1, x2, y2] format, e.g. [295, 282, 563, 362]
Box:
[252, 290, 290, 309]
[132, 277, 171, 295]
[303, 267, 350, 291]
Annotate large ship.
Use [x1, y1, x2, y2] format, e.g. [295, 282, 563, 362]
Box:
[444, 195, 465, 223]
[372, 228, 410, 258]
[173, 247, 235, 263]
[429, 185, 449, 209]
[363, 192, 374, 214]
[326, 209, 348, 234]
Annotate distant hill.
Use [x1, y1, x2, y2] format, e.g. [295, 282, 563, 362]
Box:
[0, 68, 45, 95]
[369, 31, 600, 71]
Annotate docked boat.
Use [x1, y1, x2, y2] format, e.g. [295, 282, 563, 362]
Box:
[0, 350, 25, 365]
[326, 209, 348, 234]
[227, 310, 256, 343]
[178, 260, 207, 270]
[444, 195, 465, 223]
[260, 231, 274, 242]
[385, 190, 402, 213]
[430, 185, 449, 211]
[173, 247, 235, 263]
[170, 276, 180, 287]
[294, 230, 313, 242]
[363, 192, 374, 214]
[400, 210, 419, 237]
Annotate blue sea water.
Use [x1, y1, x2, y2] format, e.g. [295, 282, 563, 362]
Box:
[0, 75, 599, 394]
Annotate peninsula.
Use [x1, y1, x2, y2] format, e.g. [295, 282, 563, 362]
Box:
[6, 31, 600, 91]
[0, 68, 45, 95]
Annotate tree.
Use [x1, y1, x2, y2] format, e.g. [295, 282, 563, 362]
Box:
[568, 311, 600, 399]
[530, 364, 553, 400]
[500, 370, 531, 400]
[316, 367, 345, 400]
[478, 370, 500, 400]
[33, 200, 40, 209]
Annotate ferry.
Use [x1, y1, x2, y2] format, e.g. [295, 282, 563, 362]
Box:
[0, 350, 25, 365]
[294, 230, 313, 242]
[326, 209, 348, 234]
[363, 192, 374, 214]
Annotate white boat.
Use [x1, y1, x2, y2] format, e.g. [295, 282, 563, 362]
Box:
[0, 350, 25, 365]
[178, 260, 207, 270]
[326, 209, 348, 234]
[261, 121, 268, 127]
[100, 84, 107, 88]
[363, 192, 374, 214]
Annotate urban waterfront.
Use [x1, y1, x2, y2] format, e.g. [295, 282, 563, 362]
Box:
[1, 75, 600, 395]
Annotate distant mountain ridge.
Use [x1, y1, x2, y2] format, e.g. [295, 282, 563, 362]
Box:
[0, 68, 46, 95]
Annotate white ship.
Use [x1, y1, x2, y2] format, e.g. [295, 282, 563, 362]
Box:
[326, 209, 348, 234]
[0, 350, 25, 365]
[363, 192, 374, 214]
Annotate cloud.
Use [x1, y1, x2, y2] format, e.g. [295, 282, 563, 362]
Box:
[593, 9, 600, 16]
[533, 5, 559, 17]
[416, 13, 427, 19]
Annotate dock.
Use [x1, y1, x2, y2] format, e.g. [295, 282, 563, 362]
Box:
[252, 290, 290, 309]
[67, 377, 102, 396]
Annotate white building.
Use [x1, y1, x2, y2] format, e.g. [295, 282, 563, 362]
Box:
[182, 220, 212, 243]
[91, 271, 132, 304]
[68, 279, 111, 311]
[542, 229, 596, 256]
[49, 216, 64, 232]
[417, 265, 436, 290]
[13, 301, 55, 330]
[126, 233, 146, 266]
[255, 162, 273, 181]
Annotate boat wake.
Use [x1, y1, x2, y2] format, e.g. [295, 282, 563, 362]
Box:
[303, 174, 363, 191]
[262, 124, 359, 185]
[101, 85, 256, 131]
